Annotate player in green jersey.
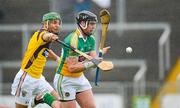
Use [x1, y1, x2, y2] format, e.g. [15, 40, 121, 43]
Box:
[53, 10, 110, 108]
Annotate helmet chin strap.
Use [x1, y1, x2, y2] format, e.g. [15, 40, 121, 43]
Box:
[80, 21, 88, 29]
[78, 21, 92, 36]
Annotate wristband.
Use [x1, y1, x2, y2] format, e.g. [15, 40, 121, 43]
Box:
[43, 93, 55, 107]
[84, 61, 96, 69]
[99, 49, 104, 55]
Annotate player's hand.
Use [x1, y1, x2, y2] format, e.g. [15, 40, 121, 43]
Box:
[66, 56, 78, 65]
[43, 33, 59, 42]
[102, 46, 111, 54]
[49, 33, 59, 42]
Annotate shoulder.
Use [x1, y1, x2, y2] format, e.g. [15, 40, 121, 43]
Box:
[88, 35, 95, 42]
[33, 29, 47, 37]
[31, 29, 47, 41]
[64, 32, 73, 43]
[64, 31, 77, 43]
[36, 29, 47, 36]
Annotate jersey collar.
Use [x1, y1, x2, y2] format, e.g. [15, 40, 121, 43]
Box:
[76, 28, 87, 42]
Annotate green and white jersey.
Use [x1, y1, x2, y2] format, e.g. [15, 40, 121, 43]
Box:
[56, 28, 95, 77]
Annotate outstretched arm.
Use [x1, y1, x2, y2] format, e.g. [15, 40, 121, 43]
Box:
[66, 56, 96, 73]
[89, 46, 110, 58]
[42, 32, 58, 42]
[48, 50, 60, 62]
[66, 56, 86, 73]
[102, 46, 111, 55]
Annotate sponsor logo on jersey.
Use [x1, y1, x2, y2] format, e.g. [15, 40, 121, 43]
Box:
[42, 49, 49, 57]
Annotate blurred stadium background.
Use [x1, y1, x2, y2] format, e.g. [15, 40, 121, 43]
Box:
[0, 0, 180, 108]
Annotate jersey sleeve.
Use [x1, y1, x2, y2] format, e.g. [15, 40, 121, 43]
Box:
[63, 35, 71, 57]
[33, 30, 47, 46]
[65, 32, 79, 56]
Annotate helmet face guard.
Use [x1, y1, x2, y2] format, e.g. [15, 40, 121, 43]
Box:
[76, 10, 98, 36]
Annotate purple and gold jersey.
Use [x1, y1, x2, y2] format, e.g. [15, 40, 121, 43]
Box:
[21, 30, 50, 78]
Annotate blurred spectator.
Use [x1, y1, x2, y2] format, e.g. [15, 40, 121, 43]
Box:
[49, 0, 74, 22]
[74, 0, 92, 13]
[0, 0, 5, 23]
[50, 0, 111, 23]
[0, 9, 5, 22]
[49, 0, 93, 22]
[92, 0, 111, 8]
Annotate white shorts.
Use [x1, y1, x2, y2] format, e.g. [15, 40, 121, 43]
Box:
[53, 73, 92, 101]
[11, 69, 54, 106]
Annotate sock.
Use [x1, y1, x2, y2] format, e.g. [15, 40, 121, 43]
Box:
[43, 93, 56, 106]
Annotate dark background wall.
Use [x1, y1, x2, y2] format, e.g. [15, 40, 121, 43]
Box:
[0, 0, 180, 86]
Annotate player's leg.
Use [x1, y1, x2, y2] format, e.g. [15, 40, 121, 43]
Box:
[76, 89, 96, 108]
[50, 89, 61, 101]
[41, 92, 61, 108]
[14, 93, 31, 108]
[39, 75, 60, 100]
[53, 74, 77, 108]
[75, 74, 96, 108]
[31, 92, 61, 108]
[14, 92, 29, 108]
[11, 70, 33, 108]
[51, 101, 61, 108]
[48, 94, 76, 108]
[16, 103, 27, 108]
[32, 75, 61, 108]
[60, 100, 76, 108]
